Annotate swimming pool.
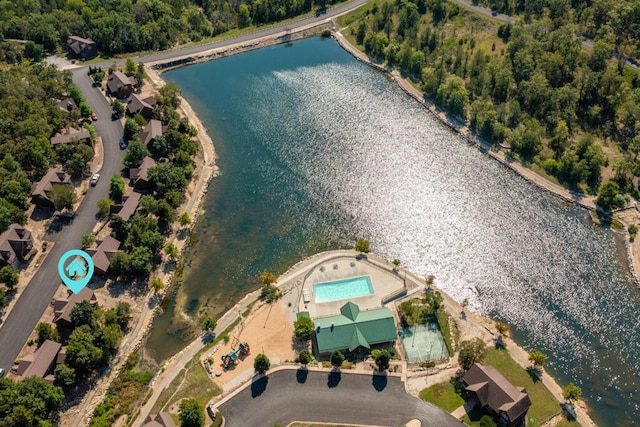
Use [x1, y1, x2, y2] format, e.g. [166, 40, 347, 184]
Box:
[312, 276, 374, 303]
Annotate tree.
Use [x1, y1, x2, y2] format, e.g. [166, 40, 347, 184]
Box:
[123, 140, 151, 167]
[124, 119, 140, 141]
[135, 62, 145, 88]
[54, 364, 76, 388]
[254, 353, 271, 374]
[294, 316, 314, 341]
[436, 75, 469, 118]
[109, 175, 125, 200]
[0, 288, 6, 308]
[179, 398, 204, 427]
[0, 265, 19, 289]
[495, 321, 510, 337]
[109, 251, 131, 277]
[125, 58, 136, 75]
[150, 277, 164, 293]
[355, 238, 370, 253]
[201, 317, 217, 333]
[458, 338, 487, 370]
[97, 198, 114, 218]
[372, 349, 391, 371]
[528, 349, 547, 368]
[392, 259, 401, 269]
[82, 233, 96, 248]
[164, 243, 179, 260]
[129, 246, 153, 275]
[0, 377, 64, 424]
[48, 184, 77, 211]
[66, 325, 104, 376]
[298, 349, 312, 365]
[114, 301, 132, 329]
[111, 100, 125, 116]
[158, 82, 181, 109]
[36, 322, 59, 345]
[70, 300, 97, 327]
[562, 383, 582, 402]
[238, 3, 251, 27]
[597, 181, 626, 210]
[178, 212, 191, 226]
[330, 350, 345, 368]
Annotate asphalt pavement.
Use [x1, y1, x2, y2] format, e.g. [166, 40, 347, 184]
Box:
[219, 369, 462, 427]
[0, 71, 124, 372]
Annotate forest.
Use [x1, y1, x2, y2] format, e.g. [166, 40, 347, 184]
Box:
[341, 0, 640, 206]
[0, 0, 339, 55]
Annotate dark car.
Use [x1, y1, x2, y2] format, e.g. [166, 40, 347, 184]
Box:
[111, 111, 120, 121]
[119, 138, 127, 150]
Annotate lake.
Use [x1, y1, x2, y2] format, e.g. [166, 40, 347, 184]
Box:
[147, 36, 639, 425]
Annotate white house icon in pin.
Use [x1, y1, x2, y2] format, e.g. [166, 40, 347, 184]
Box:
[66, 258, 87, 279]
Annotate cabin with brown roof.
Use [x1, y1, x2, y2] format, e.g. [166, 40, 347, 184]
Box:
[463, 363, 532, 427]
[58, 97, 78, 113]
[67, 36, 98, 60]
[110, 192, 141, 222]
[130, 157, 157, 190]
[53, 287, 97, 328]
[16, 339, 61, 384]
[139, 120, 165, 147]
[127, 93, 157, 119]
[31, 168, 72, 209]
[107, 71, 136, 98]
[85, 236, 121, 275]
[50, 126, 92, 146]
[143, 412, 177, 427]
[0, 223, 35, 269]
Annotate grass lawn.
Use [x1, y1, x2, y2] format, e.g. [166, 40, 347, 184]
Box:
[419, 382, 464, 412]
[484, 347, 561, 425]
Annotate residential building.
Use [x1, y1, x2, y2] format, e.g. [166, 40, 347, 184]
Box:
[0, 223, 35, 269]
[139, 119, 165, 148]
[66, 36, 98, 59]
[50, 126, 92, 146]
[53, 287, 97, 329]
[57, 97, 78, 113]
[85, 236, 121, 275]
[16, 339, 61, 384]
[463, 363, 532, 427]
[127, 93, 157, 119]
[30, 168, 72, 209]
[312, 302, 397, 355]
[110, 192, 142, 222]
[107, 71, 136, 98]
[130, 156, 157, 190]
[143, 412, 177, 427]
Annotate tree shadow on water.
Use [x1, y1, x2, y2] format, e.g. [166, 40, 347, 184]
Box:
[251, 376, 269, 398]
[372, 374, 387, 391]
[296, 368, 308, 384]
[327, 371, 341, 388]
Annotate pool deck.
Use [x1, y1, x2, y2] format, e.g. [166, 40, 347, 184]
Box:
[297, 254, 409, 318]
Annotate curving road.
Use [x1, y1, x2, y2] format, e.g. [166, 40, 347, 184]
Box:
[0, 71, 125, 372]
[219, 369, 462, 427]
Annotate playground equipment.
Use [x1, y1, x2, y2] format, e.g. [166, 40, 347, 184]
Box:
[238, 342, 250, 355]
[221, 350, 239, 368]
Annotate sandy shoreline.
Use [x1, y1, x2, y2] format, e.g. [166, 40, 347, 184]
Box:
[138, 25, 611, 427]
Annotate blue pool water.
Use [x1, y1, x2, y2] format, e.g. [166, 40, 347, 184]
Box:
[313, 276, 374, 303]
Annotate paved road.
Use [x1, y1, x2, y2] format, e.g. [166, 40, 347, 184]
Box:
[0, 71, 124, 372]
[219, 369, 461, 427]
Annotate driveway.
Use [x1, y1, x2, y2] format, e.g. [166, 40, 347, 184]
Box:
[219, 369, 462, 427]
[0, 71, 124, 372]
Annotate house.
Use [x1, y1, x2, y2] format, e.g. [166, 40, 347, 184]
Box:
[110, 192, 142, 222]
[50, 126, 92, 146]
[57, 97, 78, 113]
[463, 363, 532, 427]
[138, 119, 165, 148]
[0, 223, 35, 269]
[107, 71, 136, 98]
[130, 157, 157, 190]
[85, 236, 121, 275]
[312, 302, 397, 355]
[53, 287, 97, 328]
[31, 168, 72, 209]
[143, 412, 177, 427]
[126, 93, 157, 119]
[66, 36, 98, 60]
[16, 339, 61, 383]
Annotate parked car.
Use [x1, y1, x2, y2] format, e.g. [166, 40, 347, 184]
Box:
[90, 173, 100, 187]
[119, 138, 127, 150]
[91, 112, 97, 121]
[206, 405, 218, 420]
[111, 111, 120, 121]
[0, 368, 5, 378]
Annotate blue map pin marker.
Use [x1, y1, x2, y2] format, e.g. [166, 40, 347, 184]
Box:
[58, 249, 94, 294]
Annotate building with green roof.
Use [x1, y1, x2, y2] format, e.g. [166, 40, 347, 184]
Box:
[314, 302, 397, 355]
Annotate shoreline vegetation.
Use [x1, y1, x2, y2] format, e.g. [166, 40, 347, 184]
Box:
[140, 26, 597, 427]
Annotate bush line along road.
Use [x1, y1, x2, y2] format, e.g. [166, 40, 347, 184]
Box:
[0, 0, 369, 385]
